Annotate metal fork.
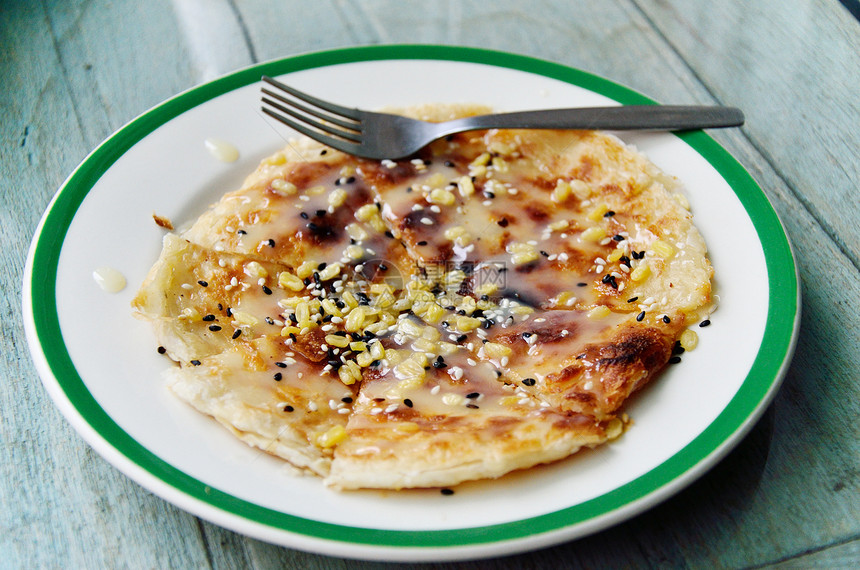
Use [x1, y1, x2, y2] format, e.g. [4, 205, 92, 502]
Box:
[260, 75, 744, 160]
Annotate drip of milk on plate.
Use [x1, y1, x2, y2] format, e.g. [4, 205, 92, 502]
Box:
[204, 138, 239, 162]
[93, 266, 127, 293]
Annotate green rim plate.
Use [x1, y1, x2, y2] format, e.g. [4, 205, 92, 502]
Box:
[23, 44, 799, 561]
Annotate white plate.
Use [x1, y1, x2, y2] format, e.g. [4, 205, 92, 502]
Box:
[23, 45, 799, 562]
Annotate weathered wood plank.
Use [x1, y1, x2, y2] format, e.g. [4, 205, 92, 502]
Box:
[765, 538, 860, 568]
[634, 0, 860, 269]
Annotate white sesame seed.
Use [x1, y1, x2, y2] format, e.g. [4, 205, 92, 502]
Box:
[420, 217, 433, 225]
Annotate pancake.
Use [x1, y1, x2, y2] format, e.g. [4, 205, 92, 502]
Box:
[133, 103, 713, 490]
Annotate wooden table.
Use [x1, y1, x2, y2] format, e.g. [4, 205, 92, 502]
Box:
[4, 1, 858, 567]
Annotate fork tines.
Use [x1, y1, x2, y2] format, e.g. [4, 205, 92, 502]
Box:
[260, 76, 364, 151]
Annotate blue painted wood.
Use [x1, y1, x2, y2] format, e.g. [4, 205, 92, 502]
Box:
[2, 0, 857, 567]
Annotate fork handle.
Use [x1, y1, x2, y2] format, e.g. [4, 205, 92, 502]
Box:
[440, 105, 745, 133]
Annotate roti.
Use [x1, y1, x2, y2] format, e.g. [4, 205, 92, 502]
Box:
[133, 104, 713, 490]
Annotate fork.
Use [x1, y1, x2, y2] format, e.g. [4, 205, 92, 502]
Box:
[260, 75, 744, 160]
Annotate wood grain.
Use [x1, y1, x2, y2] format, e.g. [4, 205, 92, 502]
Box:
[2, 0, 857, 567]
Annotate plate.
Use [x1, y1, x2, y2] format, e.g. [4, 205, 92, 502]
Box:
[23, 45, 799, 562]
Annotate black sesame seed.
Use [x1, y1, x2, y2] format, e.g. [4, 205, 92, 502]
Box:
[466, 404, 480, 409]
[300, 212, 309, 219]
[289, 313, 298, 324]
[444, 160, 455, 167]
[274, 372, 282, 381]
[480, 294, 489, 302]
[378, 263, 388, 271]
[191, 360, 201, 366]
[317, 262, 327, 270]
[577, 282, 588, 287]
[417, 240, 428, 246]
[262, 285, 273, 295]
[466, 392, 480, 399]
[202, 314, 216, 321]
[540, 250, 550, 257]
[316, 209, 326, 217]
[226, 307, 233, 316]
[522, 378, 537, 386]
[668, 356, 682, 364]
[612, 234, 625, 241]
[232, 329, 242, 339]
[603, 210, 616, 217]
[208, 325, 221, 331]
[275, 361, 287, 368]
[307, 222, 319, 231]
[289, 333, 297, 342]
[157, 346, 166, 354]
[497, 218, 509, 227]
[636, 311, 646, 322]
[197, 280, 208, 287]
[699, 319, 711, 327]
[440, 488, 455, 496]
[341, 396, 353, 403]
[265, 316, 274, 325]
[456, 334, 467, 343]
[384, 230, 394, 239]
[237, 229, 247, 235]
[403, 398, 413, 408]
[284, 405, 294, 412]
[662, 315, 671, 324]
[346, 176, 356, 184]
[627, 296, 639, 303]
[267, 239, 275, 247]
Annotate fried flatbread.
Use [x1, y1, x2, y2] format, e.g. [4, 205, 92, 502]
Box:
[133, 103, 713, 490]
